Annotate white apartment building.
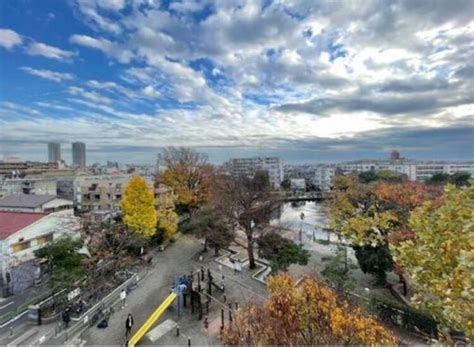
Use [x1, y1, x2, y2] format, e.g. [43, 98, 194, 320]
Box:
[313, 166, 336, 191]
[227, 157, 284, 189]
[336, 160, 474, 182]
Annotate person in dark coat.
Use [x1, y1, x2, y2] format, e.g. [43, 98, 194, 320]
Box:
[125, 313, 134, 337]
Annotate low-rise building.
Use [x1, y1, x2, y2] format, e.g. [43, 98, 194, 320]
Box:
[290, 178, 306, 192]
[0, 210, 81, 295]
[0, 177, 58, 198]
[0, 194, 73, 213]
[73, 174, 153, 213]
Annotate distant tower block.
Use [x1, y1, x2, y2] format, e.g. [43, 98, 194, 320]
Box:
[391, 150, 401, 160]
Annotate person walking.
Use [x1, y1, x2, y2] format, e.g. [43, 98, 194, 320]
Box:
[120, 289, 127, 309]
[62, 307, 71, 329]
[125, 313, 134, 337]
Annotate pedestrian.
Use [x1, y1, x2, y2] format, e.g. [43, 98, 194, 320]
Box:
[125, 313, 134, 337]
[62, 308, 71, 329]
[120, 289, 127, 309]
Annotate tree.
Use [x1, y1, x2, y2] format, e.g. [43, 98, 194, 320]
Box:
[221, 274, 396, 345]
[280, 177, 291, 190]
[449, 172, 471, 187]
[321, 248, 355, 293]
[158, 147, 214, 213]
[353, 244, 393, 285]
[330, 178, 440, 284]
[156, 191, 179, 242]
[182, 206, 234, 255]
[427, 172, 450, 185]
[34, 236, 85, 289]
[121, 176, 157, 238]
[218, 173, 273, 269]
[257, 232, 309, 272]
[392, 184, 474, 338]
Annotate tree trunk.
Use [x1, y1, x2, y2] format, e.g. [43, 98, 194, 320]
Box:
[203, 238, 208, 252]
[247, 232, 256, 269]
[214, 246, 219, 257]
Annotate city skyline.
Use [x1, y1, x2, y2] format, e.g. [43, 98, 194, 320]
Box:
[0, 0, 473, 163]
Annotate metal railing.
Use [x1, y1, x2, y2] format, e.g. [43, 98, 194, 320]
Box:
[36, 272, 139, 345]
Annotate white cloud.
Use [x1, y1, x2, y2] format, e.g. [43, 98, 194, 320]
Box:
[69, 34, 133, 63]
[26, 42, 76, 61]
[0, 29, 22, 50]
[142, 85, 160, 98]
[97, 0, 126, 11]
[19, 67, 75, 82]
[68, 86, 113, 105]
[73, 0, 123, 33]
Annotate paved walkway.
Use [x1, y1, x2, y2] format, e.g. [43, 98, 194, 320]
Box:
[81, 236, 204, 346]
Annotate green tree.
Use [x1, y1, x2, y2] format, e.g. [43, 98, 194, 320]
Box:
[427, 172, 450, 185]
[321, 248, 355, 293]
[449, 172, 471, 187]
[34, 236, 85, 289]
[392, 184, 474, 338]
[257, 232, 310, 272]
[353, 244, 393, 285]
[121, 176, 157, 238]
[280, 177, 291, 190]
[182, 206, 234, 255]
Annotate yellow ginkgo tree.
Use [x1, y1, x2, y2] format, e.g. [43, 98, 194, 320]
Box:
[121, 176, 157, 238]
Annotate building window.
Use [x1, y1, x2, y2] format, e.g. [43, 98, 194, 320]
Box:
[37, 234, 53, 245]
[11, 241, 31, 253]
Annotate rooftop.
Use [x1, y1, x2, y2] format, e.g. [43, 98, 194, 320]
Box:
[0, 211, 47, 239]
[0, 194, 57, 208]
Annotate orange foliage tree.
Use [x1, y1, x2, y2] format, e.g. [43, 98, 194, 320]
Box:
[221, 274, 397, 345]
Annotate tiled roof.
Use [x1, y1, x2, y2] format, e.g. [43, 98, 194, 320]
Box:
[0, 211, 47, 240]
[0, 194, 57, 208]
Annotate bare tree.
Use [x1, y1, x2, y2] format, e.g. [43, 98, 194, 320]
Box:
[217, 171, 274, 269]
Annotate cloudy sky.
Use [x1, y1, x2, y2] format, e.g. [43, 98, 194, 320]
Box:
[0, 0, 473, 164]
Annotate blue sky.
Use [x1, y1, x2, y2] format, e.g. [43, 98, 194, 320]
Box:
[0, 0, 473, 164]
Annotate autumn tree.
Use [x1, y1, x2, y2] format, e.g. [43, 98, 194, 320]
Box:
[221, 273, 396, 345]
[121, 176, 157, 238]
[218, 172, 273, 269]
[330, 176, 439, 284]
[257, 232, 309, 272]
[182, 206, 234, 255]
[158, 147, 214, 213]
[392, 184, 474, 338]
[155, 190, 179, 242]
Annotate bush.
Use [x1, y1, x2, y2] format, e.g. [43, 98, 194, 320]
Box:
[369, 297, 438, 338]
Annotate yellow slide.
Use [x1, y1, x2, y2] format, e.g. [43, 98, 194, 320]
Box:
[128, 292, 177, 347]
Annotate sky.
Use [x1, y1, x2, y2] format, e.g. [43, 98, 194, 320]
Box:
[0, 0, 473, 165]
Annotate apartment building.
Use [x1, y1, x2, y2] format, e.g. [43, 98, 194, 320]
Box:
[336, 159, 474, 182]
[313, 166, 336, 191]
[227, 157, 284, 189]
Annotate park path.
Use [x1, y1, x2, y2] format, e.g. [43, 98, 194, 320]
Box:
[82, 236, 203, 346]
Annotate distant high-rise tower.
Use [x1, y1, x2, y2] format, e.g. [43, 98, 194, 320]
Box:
[48, 142, 61, 162]
[390, 150, 401, 161]
[72, 142, 86, 169]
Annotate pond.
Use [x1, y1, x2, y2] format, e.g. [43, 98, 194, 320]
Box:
[270, 201, 335, 242]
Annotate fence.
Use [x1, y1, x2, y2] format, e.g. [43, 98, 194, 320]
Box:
[0, 288, 55, 328]
[36, 272, 139, 345]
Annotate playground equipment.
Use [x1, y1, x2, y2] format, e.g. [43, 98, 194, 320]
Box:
[128, 292, 177, 347]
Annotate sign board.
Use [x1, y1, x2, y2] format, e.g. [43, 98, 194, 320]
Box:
[67, 288, 81, 301]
